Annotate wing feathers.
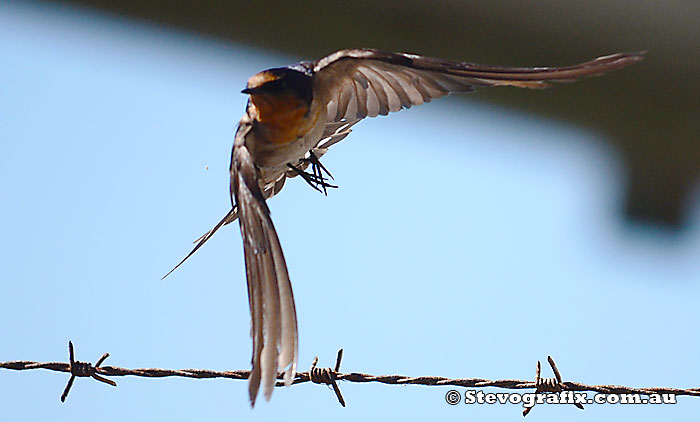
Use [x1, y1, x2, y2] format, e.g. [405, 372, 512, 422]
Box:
[377, 68, 412, 110]
[391, 69, 425, 106]
[335, 82, 353, 121]
[315, 49, 644, 122]
[269, 230, 298, 386]
[363, 67, 391, 116]
[232, 122, 298, 406]
[364, 73, 382, 117]
[259, 236, 281, 401]
[244, 236, 263, 404]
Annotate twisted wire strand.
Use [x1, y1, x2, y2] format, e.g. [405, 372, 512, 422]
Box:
[4, 359, 700, 396]
[2, 344, 700, 408]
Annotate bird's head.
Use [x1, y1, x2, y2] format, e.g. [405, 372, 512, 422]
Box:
[242, 67, 313, 106]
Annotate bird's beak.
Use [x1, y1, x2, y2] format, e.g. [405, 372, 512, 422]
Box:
[241, 87, 256, 94]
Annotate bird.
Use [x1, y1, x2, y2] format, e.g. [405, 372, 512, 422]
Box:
[163, 48, 644, 405]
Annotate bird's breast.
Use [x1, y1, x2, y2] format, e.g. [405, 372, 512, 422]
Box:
[251, 93, 319, 145]
[247, 94, 326, 171]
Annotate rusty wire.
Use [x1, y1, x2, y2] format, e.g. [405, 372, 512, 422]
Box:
[2, 342, 700, 413]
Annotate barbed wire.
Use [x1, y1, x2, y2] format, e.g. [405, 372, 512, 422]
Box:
[2, 342, 699, 416]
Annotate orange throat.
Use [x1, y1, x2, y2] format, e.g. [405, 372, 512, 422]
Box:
[251, 93, 312, 145]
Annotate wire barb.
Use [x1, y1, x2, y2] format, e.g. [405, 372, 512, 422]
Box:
[522, 356, 584, 417]
[60, 341, 116, 402]
[307, 349, 345, 407]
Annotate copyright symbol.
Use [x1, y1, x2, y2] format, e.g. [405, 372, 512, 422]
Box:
[445, 390, 461, 405]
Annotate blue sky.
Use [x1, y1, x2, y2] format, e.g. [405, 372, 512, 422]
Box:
[2, 1, 700, 421]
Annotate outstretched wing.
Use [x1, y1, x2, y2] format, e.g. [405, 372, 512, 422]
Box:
[232, 116, 298, 406]
[312, 49, 644, 122]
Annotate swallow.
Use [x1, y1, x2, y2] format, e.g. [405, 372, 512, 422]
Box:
[163, 48, 643, 405]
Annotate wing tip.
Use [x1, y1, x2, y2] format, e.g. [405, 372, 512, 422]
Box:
[606, 51, 646, 60]
[593, 51, 646, 68]
[247, 364, 296, 407]
[248, 372, 262, 407]
[282, 361, 297, 386]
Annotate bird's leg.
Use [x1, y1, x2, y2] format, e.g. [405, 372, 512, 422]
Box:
[306, 151, 338, 195]
[286, 159, 338, 195]
[307, 151, 334, 182]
